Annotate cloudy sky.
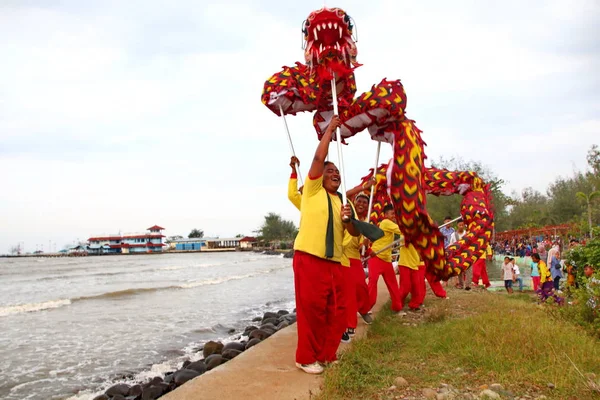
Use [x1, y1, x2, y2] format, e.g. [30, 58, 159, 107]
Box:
[1, 0, 598, 253]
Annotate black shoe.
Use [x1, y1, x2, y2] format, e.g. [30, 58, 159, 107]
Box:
[360, 313, 373, 325]
[346, 328, 356, 336]
[465, 286, 472, 291]
[341, 331, 351, 343]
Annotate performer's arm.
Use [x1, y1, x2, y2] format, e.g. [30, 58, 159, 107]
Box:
[342, 204, 360, 236]
[287, 156, 301, 211]
[308, 116, 340, 179]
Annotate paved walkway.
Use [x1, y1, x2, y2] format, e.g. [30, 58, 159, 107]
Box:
[162, 280, 391, 400]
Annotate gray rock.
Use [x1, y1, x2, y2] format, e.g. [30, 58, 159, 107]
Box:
[252, 316, 262, 322]
[394, 377, 409, 387]
[489, 383, 504, 392]
[422, 388, 437, 399]
[186, 360, 207, 374]
[205, 355, 223, 370]
[222, 349, 243, 360]
[92, 395, 109, 400]
[277, 309, 290, 316]
[261, 317, 279, 326]
[149, 376, 163, 385]
[204, 354, 221, 365]
[245, 338, 261, 349]
[242, 326, 258, 336]
[546, 382, 555, 389]
[128, 384, 142, 397]
[259, 322, 278, 332]
[111, 395, 126, 400]
[141, 385, 164, 400]
[223, 342, 246, 352]
[173, 369, 200, 386]
[262, 311, 279, 320]
[480, 389, 501, 399]
[106, 383, 130, 397]
[202, 341, 224, 358]
[249, 329, 271, 340]
[276, 320, 290, 330]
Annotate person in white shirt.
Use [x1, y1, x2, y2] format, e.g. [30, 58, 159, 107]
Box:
[502, 257, 515, 293]
[510, 257, 523, 291]
[449, 221, 470, 290]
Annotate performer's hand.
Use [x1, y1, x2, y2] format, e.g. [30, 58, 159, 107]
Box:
[341, 203, 352, 222]
[365, 177, 376, 188]
[290, 156, 300, 169]
[326, 115, 341, 134]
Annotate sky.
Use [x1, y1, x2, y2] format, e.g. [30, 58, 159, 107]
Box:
[0, 0, 599, 253]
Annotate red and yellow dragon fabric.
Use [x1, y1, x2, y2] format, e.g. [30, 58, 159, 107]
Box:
[261, 7, 494, 280]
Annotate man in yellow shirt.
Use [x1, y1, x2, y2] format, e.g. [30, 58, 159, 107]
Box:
[292, 115, 359, 375]
[398, 241, 426, 311]
[342, 193, 374, 337]
[367, 204, 403, 312]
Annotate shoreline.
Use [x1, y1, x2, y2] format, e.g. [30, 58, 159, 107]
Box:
[70, 305, 297, 400]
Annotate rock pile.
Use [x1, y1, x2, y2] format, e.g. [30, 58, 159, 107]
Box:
[93, 309, 296, 400]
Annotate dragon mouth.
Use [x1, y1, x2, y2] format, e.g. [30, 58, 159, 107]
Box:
[303, 7, 357, 68]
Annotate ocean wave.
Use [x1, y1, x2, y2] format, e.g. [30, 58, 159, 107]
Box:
[0, 298, 72, 317]
[179, 273, 255, 289]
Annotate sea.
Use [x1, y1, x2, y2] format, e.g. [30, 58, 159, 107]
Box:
[0, 252, 295, 400]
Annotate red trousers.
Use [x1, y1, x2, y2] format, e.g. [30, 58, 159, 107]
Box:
[293, 251, 346, 364]
[346, 258, 371, 329]
[472, 259, 491, 288]
[398, 265, 425, 309]
[367, 256, 402, 312]
[425, 271, 447, 298]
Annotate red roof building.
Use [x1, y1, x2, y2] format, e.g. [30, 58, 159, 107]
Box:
[88, 225, 166, 255]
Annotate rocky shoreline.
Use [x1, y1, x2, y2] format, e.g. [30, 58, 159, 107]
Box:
[90, 309, 296, 400]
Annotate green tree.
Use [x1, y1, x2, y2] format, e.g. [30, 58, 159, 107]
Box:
[188, 229, 204, 238]
[576, 190, 600, 239]
[257, 213, 298, 242]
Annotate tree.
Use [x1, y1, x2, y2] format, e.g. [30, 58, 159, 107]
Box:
[188, 229, 204, 238]
[257, 213, 298, 242]
[235, 234, 244, 238]
[576, 190, 600, 239]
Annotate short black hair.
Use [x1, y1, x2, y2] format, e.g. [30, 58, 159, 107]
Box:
[383, 204, 394, 213]
[444, 216, 452, 220]
[532, 254, 540, 261]
[324, 161, 334, 167]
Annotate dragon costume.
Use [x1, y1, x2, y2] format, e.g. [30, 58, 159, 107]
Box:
[261, 7, 494, 280]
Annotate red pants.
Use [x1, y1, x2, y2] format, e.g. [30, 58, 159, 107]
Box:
[398, 265, 425, 309]
[472, 259, 490, 288]
[346, 258, 371, 329]
[532, 276, 541, 291]
[367, 256, 402, 312]
[425, 271, 447, 298]
[293, 251, 346, 364]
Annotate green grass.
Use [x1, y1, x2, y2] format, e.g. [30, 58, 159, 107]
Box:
[318, 290, 600, 400]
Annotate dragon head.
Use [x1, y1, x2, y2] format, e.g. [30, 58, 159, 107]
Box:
[302, 7, 358, 71]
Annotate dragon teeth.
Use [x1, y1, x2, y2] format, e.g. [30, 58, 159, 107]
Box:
[339, 27, 342, 38]
[334, 22, 338, 29]
[322, 23, 326, 29]
[328, 22, 332, 29]
[313, 28, 318, 40]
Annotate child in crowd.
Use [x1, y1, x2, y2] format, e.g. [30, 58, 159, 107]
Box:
[502, 257, 514, 294]
[510, 257, 523, 291]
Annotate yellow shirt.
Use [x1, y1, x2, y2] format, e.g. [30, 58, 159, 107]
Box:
[341, 231, 361, 267]
[293, 175, 344, 262]
[371, 219, 401, 262]
[398, 242, 423, 270]
[288, 176, 301, 211]
[479, 244, 492, 260]
[539, 260, 552, 282]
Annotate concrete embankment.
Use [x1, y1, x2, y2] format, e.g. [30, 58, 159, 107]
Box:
[162, 280, 391, 400]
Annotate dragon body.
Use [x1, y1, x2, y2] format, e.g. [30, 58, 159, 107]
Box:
[261, 7, 494, 279]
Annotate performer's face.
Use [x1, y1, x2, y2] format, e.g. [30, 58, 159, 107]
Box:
[323, 162, 341, 192]
[457, 221, 465, 232]
[354, 196, 368, 215]
[384, 209, 396, 222]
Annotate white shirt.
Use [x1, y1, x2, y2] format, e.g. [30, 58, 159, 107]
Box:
[449, 230, 467, 245]
[513, 263, 520, 276]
